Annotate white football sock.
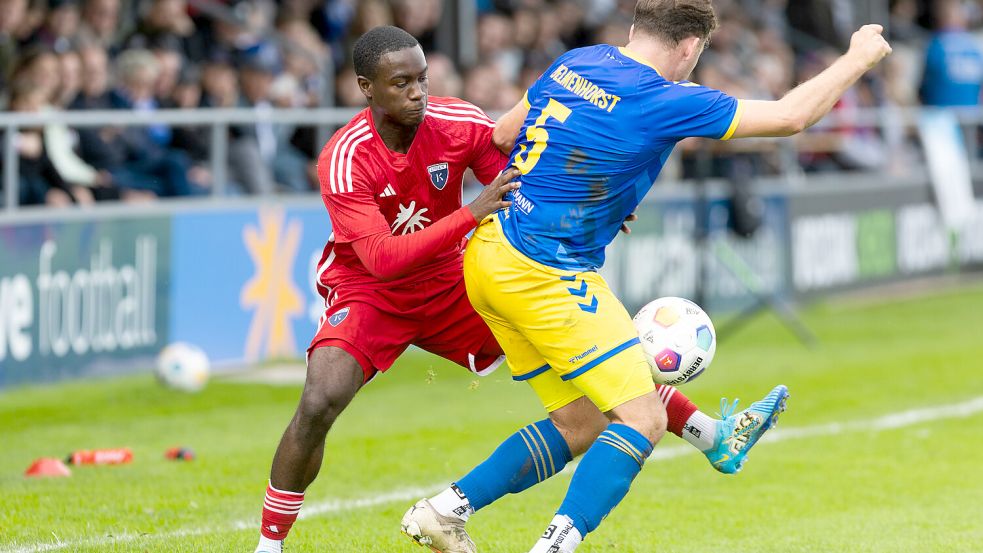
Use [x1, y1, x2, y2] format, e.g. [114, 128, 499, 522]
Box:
[682, 410, 718, 451]
[255, 535, 282, 553]
[429, 484, 474, 522]
[529, 514, 582, 553]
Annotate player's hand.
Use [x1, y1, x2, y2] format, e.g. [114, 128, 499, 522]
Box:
[620, 212, 638, 234]
[847, 24, 892, 70]
[468, 168, 521, 221]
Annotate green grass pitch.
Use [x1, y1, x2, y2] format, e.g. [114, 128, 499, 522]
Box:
[2, 283, 983, 552]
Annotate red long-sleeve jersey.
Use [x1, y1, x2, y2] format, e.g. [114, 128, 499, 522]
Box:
[315, 97, 508, 300]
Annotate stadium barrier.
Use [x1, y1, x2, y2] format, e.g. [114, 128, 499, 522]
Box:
[2, 177, 981, 388]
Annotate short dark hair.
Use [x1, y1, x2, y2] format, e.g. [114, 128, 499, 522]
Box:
[633, 0, 718, 45]
[352, 25, 420, 80]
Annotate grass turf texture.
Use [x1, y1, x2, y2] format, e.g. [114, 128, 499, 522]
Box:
[1, 283, 982, 552]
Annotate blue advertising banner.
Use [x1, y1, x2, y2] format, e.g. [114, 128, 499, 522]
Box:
[169, 205, 332, 366]
[0, 218, 170, 387]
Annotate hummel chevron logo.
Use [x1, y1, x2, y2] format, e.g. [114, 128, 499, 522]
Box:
[379, 184, 396, 198]
[559, 275, 597, 313]
[578, 296, 598, 314]
[567, 279, 588, 298]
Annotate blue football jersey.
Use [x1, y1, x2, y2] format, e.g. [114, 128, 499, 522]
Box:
[500, 44, 742, 271]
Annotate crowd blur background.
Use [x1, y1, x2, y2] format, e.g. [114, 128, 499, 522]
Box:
[0, 0, 980, 207]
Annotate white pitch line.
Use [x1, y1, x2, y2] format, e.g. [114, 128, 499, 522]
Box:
[5, 396, 983, 553]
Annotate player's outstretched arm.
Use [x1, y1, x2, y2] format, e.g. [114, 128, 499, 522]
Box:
[730, 24, 892, 139]
[493, 101, 530, 154]
[351, 169, 520, 281]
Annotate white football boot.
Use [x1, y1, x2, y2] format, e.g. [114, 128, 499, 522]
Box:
[401, 499, 477, 553]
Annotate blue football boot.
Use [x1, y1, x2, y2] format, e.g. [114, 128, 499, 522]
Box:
[705, 384, 789, 474]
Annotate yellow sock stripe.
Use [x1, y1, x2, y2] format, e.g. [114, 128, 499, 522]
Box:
[522, 427, 551, 481]
[604, 431, 649, 465]
[518, 428, 545, 482]
[529, 424, 558, 477]
[596, 436, 642, 466]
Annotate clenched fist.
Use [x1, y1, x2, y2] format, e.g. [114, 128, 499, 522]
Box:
[848, 24, 893, 70]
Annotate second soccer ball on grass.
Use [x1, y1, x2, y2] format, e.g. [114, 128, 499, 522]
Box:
[633, 297, 716, 386]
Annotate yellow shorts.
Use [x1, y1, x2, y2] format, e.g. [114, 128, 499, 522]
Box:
[463, 215, 654, 413]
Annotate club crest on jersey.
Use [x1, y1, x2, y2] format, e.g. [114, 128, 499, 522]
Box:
[328, 307, 350, 327]
[427, 162, 449, 190]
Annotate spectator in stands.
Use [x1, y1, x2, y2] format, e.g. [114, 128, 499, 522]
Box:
[125, 0, 204, 62]
[150, 34, 185, 104]
[478, 12, 521, 83]
[888, 0, 926, 43]
[17, 1, 46, 45]
[8, 45, 61, 109]
[347, 0, 392, 40]
[309, 0, 354, 70]
[200, 50, 239, 108]
[4, 81, 85, 206]
[786, 0, 856, 51]
[166, 64, 213, 189]
[463, 62, 519, 112]
[334, 66, 365, 108]
[41, 45, 124, 203]
[528, 3, 567, 68]
[425, 52, 462, 99]
[28, 0, 80, 54]
[107, 49, 197, 196]
[234, 51, 310, 193]
[78, 0, 122, 53]
[277, 16, 331, 108]
[391, 0, 441, 51]
[0, 0, 29, 92]
[920, 0, 983, 107]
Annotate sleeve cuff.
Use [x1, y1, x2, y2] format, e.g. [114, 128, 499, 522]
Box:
[720, 99, 744, 141]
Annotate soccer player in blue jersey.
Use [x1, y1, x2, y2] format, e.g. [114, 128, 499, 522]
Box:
[402, 1, 892, 552]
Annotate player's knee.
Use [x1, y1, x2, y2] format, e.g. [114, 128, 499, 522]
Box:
[549, 397, 608, 456]
[607, 392, 667, 445]
[296, 347, 363, 430]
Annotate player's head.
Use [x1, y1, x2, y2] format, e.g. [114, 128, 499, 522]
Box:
[353, 25, 428, 127]
[630, 0, 717, 81]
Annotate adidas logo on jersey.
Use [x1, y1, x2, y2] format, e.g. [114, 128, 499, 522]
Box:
[379, 184, 396, 198]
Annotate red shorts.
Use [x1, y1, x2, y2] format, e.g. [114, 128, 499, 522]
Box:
[309, 269, 504, 383]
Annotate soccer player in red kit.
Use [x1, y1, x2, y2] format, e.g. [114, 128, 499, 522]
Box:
[253, 26, 518, 553]
[255, 26, 784, 553]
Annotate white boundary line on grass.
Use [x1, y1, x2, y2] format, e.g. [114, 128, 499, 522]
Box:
[6, 395, 983, 553]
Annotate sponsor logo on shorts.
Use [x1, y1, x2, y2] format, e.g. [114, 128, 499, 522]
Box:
[568, 345, 598, 364]
[328, 307, 350, 327]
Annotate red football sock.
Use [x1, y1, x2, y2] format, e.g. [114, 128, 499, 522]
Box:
[656, 384, 699, 437]
[261, 481, 305, 541]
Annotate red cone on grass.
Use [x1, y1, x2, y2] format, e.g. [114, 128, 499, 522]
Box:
[25, 458, 72, 478]
[164, 447, 195, 461]
[66, 448, 133, 465]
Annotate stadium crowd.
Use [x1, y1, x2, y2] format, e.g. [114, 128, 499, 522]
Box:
[0, 0, 978, 206]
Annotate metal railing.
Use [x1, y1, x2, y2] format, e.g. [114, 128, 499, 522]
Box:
[1, 107, 360, 212]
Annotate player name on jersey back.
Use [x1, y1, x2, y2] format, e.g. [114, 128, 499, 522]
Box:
[549, 64, 622, 113]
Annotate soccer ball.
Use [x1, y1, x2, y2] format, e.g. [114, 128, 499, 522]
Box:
[633, 297, 716, 386]
[155, 342, 210, 392]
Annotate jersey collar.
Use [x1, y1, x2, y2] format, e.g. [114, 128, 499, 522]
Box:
[617, 46, 663, 77]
